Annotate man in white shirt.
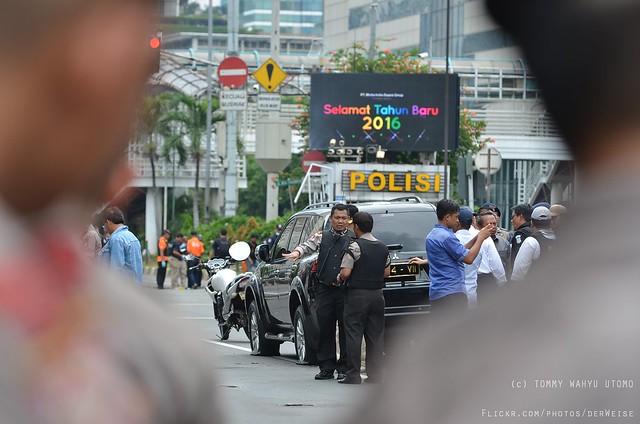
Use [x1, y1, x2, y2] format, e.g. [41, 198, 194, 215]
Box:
[473, 211, 507, 305]
[511, 206, 556, 281]
[454, 207, 484, 309]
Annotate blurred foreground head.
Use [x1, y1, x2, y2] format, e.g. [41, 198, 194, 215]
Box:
[0, 0, 158, 216]
[486, 0, 640, 167]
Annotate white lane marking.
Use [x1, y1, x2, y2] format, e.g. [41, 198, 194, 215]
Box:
[203, 339, 251, 352]
[176, 317, 214, 320]
[201, 339, 298, 363]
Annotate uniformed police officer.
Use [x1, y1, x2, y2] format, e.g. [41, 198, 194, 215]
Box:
[284, 203, 353, 381]
[336, 212, 390, 384]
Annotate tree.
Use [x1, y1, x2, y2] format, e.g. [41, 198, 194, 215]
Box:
[238, 155, 267, 217]
[162, 92, 225, 228]
[136, 96, 165, 189]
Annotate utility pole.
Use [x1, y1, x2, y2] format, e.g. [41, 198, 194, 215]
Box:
[203, 0, 214, 223]
[443, 0, 451, 199]
[223, 0, 239, 217]
[368, 2, 378, 60]
[265, 0, 281, 222]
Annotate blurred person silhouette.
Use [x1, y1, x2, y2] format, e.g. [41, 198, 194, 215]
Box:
[550, 203, 568, 236]
[156, 228, 171, 289]
[0, 0, 221, 422]
[168, 232, 188, 289]
[81, 214, 103, 258]
[342, 1, 640, 423]
[187, 230, 205, 289]
[210, 228, 230, 259]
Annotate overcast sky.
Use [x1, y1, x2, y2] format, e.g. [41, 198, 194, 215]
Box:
[194, 0, 221, 8]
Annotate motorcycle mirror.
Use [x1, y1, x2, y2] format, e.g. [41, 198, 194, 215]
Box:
[229, 241, 251, 261]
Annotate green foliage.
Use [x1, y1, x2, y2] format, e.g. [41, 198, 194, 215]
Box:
[330, 43, 431, 74]
[435, 109, 495, 195]
[238, 155, 267, 217]
[159, 92, 225, 227]
[277, 153, 308, 215]
[290, 96, 310, 144]
[187, 214, 292, 254]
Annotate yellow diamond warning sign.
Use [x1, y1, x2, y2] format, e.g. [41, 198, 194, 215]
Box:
[253, 58, 287, 93]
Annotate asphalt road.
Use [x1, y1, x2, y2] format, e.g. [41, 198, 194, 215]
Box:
[142, 275, 374, 424]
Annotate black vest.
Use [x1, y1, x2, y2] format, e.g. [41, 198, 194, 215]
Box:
[347, 238, 389, 290]
[317, 229, 352, 286]
[510, 223, 533, 267]
[532, 231, 555, 263]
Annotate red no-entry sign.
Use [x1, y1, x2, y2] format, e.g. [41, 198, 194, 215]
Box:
[217, 57, 249, 88]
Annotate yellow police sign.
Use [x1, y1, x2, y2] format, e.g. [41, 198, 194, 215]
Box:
[253, 58, 287, 93]
[346, 170, 442, 193]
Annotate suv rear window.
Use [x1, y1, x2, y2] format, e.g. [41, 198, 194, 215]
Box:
[371, 210, 436, 253]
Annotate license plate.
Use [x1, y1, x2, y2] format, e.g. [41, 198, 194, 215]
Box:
[388, 262, 421, 278]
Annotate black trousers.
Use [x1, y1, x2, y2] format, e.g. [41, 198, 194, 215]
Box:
[156, 262, 167, 288]
[315, 283, 347, 373]
[344, 288, 385, 382]
[477, 273, 500, 306]
[187, 259, 201, 288]
[429, 292, 468, 320]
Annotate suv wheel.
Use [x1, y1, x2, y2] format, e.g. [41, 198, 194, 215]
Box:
[248, 301, 279, 356]
[294, 306, 317, 365]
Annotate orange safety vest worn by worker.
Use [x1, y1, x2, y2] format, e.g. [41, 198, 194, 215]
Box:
[187, 236, 205, 257]
[157, 237, 168, 262]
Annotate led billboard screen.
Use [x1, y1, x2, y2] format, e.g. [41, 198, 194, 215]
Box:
[309, 73, 459, 152]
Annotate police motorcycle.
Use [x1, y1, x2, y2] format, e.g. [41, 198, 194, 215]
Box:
[188, 242, 253, 340]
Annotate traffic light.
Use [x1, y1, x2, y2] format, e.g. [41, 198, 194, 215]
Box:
[149, 32, 162, 74]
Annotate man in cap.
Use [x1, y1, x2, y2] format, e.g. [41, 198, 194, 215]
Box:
[510, 206, 556, 282]
[550, 203, 567, 236]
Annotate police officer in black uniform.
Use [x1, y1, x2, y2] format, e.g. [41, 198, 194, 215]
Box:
[284, 204, 353, 380]
[336, 212, 390, 384]
[509, 203, 533, 276]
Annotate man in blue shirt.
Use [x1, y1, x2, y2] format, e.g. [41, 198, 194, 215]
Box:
[100, 207, 143, 284]
[417, 199, 490, 316]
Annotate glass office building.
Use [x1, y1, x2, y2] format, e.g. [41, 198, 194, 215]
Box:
[222, 0, 323, 36]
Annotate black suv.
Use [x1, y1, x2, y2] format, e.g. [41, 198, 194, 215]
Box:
[244, 197, 437, 362]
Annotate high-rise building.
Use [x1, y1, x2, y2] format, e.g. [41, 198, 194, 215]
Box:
[325, 0, 518, 59]
[227, 0, 323, 36]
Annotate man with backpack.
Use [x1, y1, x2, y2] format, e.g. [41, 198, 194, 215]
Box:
[511, 206, 556, 282]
